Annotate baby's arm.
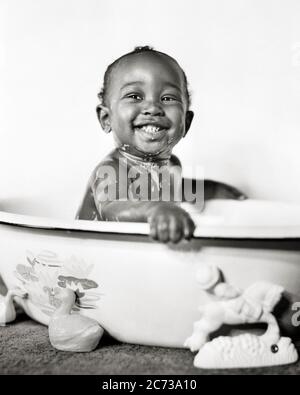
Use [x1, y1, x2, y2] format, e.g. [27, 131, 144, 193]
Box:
[99, 200, 195, 244]
[204, 180, 247, 200]
[182, 178, 247, 201]
[91, 154, 195, 243]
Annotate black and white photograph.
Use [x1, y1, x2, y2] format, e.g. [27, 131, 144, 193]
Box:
[0, 0, 300, 377]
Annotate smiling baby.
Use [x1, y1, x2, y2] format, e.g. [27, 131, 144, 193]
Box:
[76, 46, 245, 243]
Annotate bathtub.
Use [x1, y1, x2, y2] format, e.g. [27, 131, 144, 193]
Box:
[0, 198, 300, 348]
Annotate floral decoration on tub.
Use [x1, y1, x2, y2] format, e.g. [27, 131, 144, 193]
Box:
[14, 250, 102, 316]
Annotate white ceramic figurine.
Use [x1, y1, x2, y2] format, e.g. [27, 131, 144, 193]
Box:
[0, 288, 28, 326]
[185, 264, 299, 369]
[48, 288, 104, 352]
[193, 333, 298, 369]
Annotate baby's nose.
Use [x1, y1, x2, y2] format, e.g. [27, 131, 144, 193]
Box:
[142, 100, 164, 116]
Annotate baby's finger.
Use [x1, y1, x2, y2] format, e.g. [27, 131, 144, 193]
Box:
[169, 216, 183, 244]
[149, 218, 158, 240]
[157, 217, 170, 243]
[183, 216, 195, 240]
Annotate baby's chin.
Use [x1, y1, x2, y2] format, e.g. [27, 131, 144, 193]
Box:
[133, 134, 173, 155]
[133, 141, 172, 158]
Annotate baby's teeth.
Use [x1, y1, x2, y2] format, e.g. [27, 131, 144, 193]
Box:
[141, 125, 160, 133]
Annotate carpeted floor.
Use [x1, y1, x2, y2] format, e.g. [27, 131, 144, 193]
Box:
[1, 281, 300, 375]
[0, 314, 299, 375]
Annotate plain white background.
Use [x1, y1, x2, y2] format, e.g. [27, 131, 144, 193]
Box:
[1, 0, 300, 219]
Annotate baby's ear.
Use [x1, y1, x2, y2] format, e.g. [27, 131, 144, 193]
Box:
[96, 104, 111, 134]
[184, 111, 194, 137]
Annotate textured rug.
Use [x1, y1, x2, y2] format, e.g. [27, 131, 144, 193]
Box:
[0, 280, 299, 375]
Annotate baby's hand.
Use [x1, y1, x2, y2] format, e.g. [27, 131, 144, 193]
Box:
[148, 203, 195, 244]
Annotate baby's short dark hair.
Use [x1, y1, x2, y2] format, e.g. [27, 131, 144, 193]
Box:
[98, 46, 191, 108]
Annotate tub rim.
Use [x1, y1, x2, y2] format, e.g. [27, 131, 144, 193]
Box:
[1, 210, 300, 241]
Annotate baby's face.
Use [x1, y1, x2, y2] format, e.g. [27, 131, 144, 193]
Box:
[101, 53, 193, 159]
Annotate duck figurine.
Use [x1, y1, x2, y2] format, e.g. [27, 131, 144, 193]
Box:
[48, 288, 104, 352]
[0, 288, 28, 326]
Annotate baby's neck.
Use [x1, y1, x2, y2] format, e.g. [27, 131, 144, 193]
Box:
[118, 147, 171, 165]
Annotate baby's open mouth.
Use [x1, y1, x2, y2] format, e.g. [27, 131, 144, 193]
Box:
[134, 125, 167, 138]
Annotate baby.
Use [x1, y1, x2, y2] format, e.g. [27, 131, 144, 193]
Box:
[77, 46, 245, 243]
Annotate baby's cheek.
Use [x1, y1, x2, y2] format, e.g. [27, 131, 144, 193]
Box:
[111, 103, 136, 127]
[167, 126, 185, 146]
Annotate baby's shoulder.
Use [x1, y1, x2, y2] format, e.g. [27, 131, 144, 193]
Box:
[92, 150, 120, 177]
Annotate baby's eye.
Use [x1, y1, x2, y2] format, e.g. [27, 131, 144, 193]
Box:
[161, 96, 178, 102]
[125, 93, 143, 101]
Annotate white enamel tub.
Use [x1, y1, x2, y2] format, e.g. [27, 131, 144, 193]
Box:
[0, 199, 300, 347]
